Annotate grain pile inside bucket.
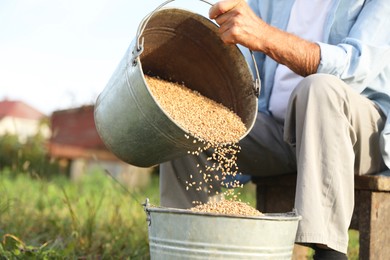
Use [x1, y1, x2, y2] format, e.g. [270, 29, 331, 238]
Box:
[145, 75, 246, 145]
[191, 200, 262, 217]
[146, 75, 259, 217]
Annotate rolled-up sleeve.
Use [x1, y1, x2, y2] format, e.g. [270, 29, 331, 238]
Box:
[316, 0, 390, 93]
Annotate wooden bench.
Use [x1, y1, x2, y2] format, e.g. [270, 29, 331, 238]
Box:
[253, 171, 390, 259]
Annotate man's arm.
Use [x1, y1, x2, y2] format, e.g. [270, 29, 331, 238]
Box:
[209, 0, 320, 77]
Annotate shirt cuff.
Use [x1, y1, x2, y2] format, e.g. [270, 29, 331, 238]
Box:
[316, 41, 348, 76]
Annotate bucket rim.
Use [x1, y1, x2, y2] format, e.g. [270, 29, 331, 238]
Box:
[144, 205, 302, 221]
[136, 7, 259, 143]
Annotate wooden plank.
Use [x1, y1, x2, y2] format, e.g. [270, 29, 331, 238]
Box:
[254, 173, 390, 192]
[366, 191, 390, 259]
[354, 175, 390, 191]
[253, 174, 297, 187]
[358, 191, 390, 259]
[256, 185, 295, 213]
[358, 191, 371, 259]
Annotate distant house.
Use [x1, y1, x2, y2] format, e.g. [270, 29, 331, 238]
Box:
[0, 99, 50, 142]
[48, 105, 152, 187]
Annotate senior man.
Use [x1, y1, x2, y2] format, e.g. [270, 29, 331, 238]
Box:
[160, 0, 390, 258]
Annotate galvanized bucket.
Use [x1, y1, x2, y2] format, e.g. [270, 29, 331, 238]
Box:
[143, 200, 301, 259]
[94, 0, 260, 167]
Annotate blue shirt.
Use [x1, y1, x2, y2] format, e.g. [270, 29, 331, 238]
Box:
[247, 0, 390, 168]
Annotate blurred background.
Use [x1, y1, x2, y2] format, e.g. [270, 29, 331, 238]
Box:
[0, 0, 211, 115]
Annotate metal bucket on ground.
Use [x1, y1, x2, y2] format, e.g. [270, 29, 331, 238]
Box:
[94, 0, 259, 167]
[143, 200, 301, 259]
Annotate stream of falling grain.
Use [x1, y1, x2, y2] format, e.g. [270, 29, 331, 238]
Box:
[146, 75, 260, 216]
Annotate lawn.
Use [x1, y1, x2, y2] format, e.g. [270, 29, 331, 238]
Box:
[0, 169, 158, 259]
[0, 169, 358, 259]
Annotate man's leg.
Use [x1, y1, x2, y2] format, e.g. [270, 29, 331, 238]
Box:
[160, 112, 297, 209]
[284, 74, 386, 254]
[159, 151, 221, 209]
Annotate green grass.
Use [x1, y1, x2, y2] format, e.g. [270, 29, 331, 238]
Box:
[0, 169, 359, 259]
[0, 169, 159, 259]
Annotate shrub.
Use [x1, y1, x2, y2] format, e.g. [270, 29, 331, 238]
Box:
[0, 133, 60, 178]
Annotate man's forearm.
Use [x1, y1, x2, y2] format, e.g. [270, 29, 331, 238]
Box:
[209, 0, 321, 77]
[257, 25, 321, 77]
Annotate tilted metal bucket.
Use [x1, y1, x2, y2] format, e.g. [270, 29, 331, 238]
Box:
[144, 201, 301, 259]
[94, 0, 259, 167]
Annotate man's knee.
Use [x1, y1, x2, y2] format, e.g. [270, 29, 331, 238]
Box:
[291, 73, 347, 103]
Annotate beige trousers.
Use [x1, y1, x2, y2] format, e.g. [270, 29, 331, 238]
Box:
[159, 74, 386, 253]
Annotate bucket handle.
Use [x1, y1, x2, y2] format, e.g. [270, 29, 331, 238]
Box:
[143, 198, 152, 226]
[132, 0, 260, 97]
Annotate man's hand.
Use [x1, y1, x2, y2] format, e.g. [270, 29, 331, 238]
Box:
[209, 0, 320, 77]
[209, 0, 265, 51]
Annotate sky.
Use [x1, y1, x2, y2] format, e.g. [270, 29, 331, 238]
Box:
[0, 0, 213, 115]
